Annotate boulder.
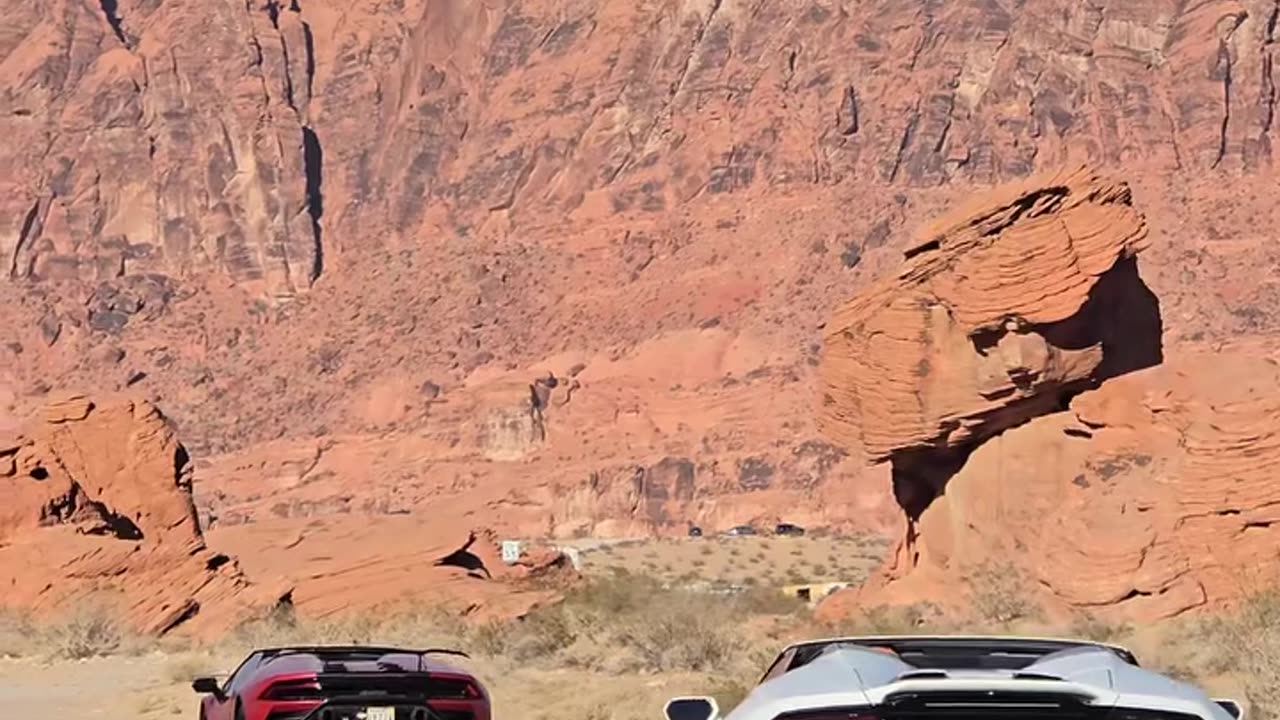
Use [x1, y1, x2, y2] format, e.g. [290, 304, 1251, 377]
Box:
[821, 342, 1280, 621]
[0, 394, 283, 636]
[819, 166, 1163, 518]
[821, 165, 1159, 463]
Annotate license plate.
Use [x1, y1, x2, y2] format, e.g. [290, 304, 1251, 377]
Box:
[364, 707, 395, 720]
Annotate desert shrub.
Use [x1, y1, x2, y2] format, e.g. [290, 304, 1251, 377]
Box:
[166, 652, 220, 683]
[968, 562, 1041, 625]
[506, 606, 578, 661]
[734, 587, 806, 616]
[1066, 613, 1131, 643]
[46, 605, 127, 659]
[1193, 588, 1280, 718]
[493, 572, 756, 674]
[468, 620, 512, 657]
[0, 609, 36, 657]
[706, 677, 752, 713]
[830, 603, 945, 636]
[614, 599, 738, 671]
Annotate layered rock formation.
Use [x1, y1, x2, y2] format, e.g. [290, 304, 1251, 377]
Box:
[822, 166, 1157, 458]
[0, 394, 281, 635]
[0, 395, 566, 635]
[5, 0, 1276, 286]
[193, 333, 895, 540]
[817, 168, 1280, 620]
[821, 342, 1280, 620]
[821, 166, 1162, 516]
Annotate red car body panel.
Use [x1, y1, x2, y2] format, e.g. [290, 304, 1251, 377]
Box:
[196, 647, 491, 720]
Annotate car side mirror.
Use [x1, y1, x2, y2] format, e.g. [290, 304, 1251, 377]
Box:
[192, 677, 225, 699]
[1214, 699, 1244, 719]
[665, 697, 719, 720]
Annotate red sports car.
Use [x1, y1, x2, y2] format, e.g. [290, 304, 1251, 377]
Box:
[192, 646, 492, 720]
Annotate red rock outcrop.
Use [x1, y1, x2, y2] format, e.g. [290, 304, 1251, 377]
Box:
[0, 394, 282, 635]
[815, 168, 1280, 622]
[2, 0, 320, 300]
[821, 166, 1158, 462]
[821, 341, 1280, 621]
[0, 394, 564, 634]
[208, 521, 569, 622]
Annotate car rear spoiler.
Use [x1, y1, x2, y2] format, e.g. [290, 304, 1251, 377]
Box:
[259, 646, 471, 659]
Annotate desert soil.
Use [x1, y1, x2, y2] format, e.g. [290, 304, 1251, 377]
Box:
[568, 534, 894, 588]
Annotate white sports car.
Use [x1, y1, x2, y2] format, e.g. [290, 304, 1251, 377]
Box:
[665, 636, 1244, 720]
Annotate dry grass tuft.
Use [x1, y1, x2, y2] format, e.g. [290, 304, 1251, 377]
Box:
[1066, 613, 1132, 644]
[0, 604, 144, 660]
[44, 604, 140, 660]
[968, 562, 1041, 626]
[0, 608, 38, 657]
[1187, 588, 1280, 718]
[827, 602, 948, 636]
[165, 652, 221, 684]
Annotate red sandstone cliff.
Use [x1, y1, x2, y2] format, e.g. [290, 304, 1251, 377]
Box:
[3, 1, 1280, 605]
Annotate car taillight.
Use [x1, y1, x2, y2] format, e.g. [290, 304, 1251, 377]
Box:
[429, 678, 482, 700]
[262, 679, 324, 701]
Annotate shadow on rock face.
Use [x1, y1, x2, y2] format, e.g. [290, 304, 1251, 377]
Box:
[435, 533, 493, 579]
[1091, 256, 1164, 380]
[895, 254, 1163, 522]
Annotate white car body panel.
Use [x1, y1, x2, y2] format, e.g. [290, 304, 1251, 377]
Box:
[690, 637, 1239, 720]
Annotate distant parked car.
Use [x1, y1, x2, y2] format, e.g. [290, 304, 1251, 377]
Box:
[688, 526, 704, 537]
[723, 525, 757, 537]
[775, 523, 805, 537]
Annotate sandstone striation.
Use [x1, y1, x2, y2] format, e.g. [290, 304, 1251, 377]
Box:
[1, 0, 320, 299]
[821, 342, 1280, 621]
[0, 393, 282, 635]
[820, 166, 1162, 514]
[821, 166, 1156, 459]
[816, 167, 1280, 622]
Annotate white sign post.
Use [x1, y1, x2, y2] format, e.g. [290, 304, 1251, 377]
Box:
[501, 540, 522, 565]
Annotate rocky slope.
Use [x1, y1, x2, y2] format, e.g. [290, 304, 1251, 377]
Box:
[0, 394, 562, 634]
[2, 0, 1280, 594]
